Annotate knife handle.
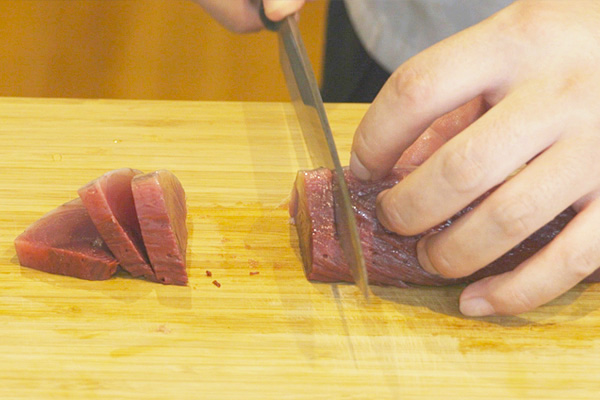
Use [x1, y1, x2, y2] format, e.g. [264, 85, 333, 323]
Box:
[258, 0, 283, 31]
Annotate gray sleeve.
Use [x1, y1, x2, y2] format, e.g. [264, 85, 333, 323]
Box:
[343, 0, 514, 72]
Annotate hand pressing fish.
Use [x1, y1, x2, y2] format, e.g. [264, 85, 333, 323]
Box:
[290, 166, 600, 287]
[14, 169, 188, 285]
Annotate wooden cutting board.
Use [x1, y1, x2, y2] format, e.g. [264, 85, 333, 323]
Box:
[1, 97, 599, 400]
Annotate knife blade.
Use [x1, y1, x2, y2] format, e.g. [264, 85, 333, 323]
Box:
[260, 4, 370, 300]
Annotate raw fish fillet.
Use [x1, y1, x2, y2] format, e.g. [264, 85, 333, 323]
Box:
[132, 170, 188, 285]
[78, 168, 156, 281]
[14, 198, 118, 280]
[290, 167, 600, 287]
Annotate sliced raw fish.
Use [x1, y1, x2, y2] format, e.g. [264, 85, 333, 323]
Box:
[78, 168, 156, 281]
[132, 170, 188, 285]
[14, 198, 118, 280]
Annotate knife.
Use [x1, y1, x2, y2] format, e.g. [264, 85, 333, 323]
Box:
[259, 3, 370, 300]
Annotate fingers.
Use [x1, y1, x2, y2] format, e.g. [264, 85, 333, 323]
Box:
[459, 196, 600, 316]
[376, 79, 566, 236]
[194, 0, 264, 33]
[193, 0, 304, 32]
[263, 0, 305, 20]
[350, 16, 513, 181]
[397, 96, 488, 166]
[416, 134, 600, 279]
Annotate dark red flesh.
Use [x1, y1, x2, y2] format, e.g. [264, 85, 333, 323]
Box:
[14, 198, 118, 280]
[290, 167, 600, 287]
[78, 168, 156, 281]
[132, 170, 188, 286]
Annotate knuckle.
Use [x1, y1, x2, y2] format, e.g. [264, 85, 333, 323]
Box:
[493, 1, 550, 48]
[556, 73, 587, 100]
[549, 69, 596, 113]
[439, 145, 486, 193]
[489, 194, 538, 239]
[389, 64, 435, 113]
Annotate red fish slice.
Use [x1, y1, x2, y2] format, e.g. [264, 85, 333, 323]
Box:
[78, 168, 156, 281]
[132, 170, 188, 286]
[14, 198, 118, 280]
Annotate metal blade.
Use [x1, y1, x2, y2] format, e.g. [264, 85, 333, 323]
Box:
[277, 16, 369, 299]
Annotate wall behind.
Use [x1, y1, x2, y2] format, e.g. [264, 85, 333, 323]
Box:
[0, 0, 328, 101]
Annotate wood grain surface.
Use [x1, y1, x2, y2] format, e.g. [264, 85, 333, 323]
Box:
[1, 97, 599, 399]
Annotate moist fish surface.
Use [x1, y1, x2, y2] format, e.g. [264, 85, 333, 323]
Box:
[78, 168, 156, 281]
[14, 198, 118, 280]
[290, 166, 600, 287]
[132, 170, 188, 286]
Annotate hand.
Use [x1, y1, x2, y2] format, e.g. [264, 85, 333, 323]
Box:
[350, 0, 600, 316]
[191, 0, 306, 33]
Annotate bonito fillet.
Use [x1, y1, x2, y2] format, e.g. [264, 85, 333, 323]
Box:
[290, 167, 600, 287]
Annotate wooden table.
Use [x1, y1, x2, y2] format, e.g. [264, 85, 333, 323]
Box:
[1, 98, 599, 399]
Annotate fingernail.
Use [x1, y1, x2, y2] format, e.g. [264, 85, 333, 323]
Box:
[416, 233, 438, 275]
[460, 297, 495, 317]
[350, 151, 371, 181]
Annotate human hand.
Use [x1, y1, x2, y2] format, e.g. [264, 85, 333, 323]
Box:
[350, 0, 600, 316]
[191, 0, 306, 33]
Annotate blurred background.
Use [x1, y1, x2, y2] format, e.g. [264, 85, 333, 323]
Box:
[0, 0, 328, 101]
